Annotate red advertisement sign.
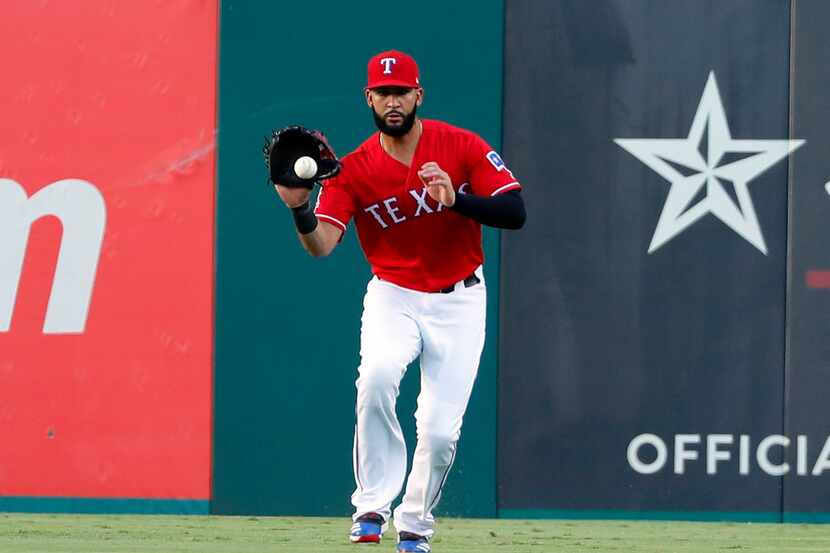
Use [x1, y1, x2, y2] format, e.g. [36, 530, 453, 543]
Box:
[0, 2, 217, 499]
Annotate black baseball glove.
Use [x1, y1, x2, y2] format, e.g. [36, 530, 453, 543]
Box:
[263, 125, 342, 189]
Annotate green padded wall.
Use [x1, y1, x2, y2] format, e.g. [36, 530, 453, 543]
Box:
[214, 0, 504, 517]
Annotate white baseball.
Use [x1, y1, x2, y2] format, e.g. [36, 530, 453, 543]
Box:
[294, 156, 317, 179]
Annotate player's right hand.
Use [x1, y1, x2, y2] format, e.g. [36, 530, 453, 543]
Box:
[274, 183, 312, 208]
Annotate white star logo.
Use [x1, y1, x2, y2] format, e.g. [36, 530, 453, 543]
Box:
[615, 71, 805, 255]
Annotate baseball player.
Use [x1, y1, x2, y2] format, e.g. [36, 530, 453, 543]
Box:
[273, 50, 525, 552]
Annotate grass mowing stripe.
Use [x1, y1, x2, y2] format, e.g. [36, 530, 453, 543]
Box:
[2, 514, 830, 552]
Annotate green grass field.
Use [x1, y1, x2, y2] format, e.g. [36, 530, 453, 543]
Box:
[2, 514, 829, 553]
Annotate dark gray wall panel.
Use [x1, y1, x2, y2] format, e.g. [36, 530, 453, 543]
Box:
[500, 0, 792, 514]
[784, 0, 830, 519]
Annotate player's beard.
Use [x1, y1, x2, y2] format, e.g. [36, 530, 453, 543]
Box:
[372, 104, 418, 138]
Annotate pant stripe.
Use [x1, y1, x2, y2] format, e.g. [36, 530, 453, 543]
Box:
[427, 442, 457, 513]
[354, 421, 363, 492]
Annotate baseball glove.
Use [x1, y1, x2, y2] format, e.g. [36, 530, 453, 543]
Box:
[263, 125, 342, 189]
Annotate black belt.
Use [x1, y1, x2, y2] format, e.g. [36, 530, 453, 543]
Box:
[434, 272, 481, 294]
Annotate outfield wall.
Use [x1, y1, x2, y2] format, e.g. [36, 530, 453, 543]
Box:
[500, 0, 830, 521]
[1, 0, 829, 521]
[0, 1, 216, 513]
[211, 0, 503, 518]
[783, 0, 830, 519]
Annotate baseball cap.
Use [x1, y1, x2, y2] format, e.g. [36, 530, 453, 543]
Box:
[366, 50, 420, 89]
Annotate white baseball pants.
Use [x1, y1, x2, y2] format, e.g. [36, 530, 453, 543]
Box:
[350, 266, 486, 538]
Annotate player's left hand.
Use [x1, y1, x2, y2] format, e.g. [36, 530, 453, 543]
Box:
[418, 162, 455, 207]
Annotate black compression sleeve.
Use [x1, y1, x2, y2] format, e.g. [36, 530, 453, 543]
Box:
[291, 200, 319, 234]
[450, 189, 526, 229]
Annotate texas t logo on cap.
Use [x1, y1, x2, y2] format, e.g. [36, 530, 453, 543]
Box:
[380, 57, 396, 74]
[367, 50, 420, 89]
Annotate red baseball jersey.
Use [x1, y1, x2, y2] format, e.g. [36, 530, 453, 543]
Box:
[314, 118, 521, 292]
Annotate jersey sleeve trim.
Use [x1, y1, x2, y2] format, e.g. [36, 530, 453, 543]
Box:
[316, 213, 348, 233]
[490, 181, 522, 196]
